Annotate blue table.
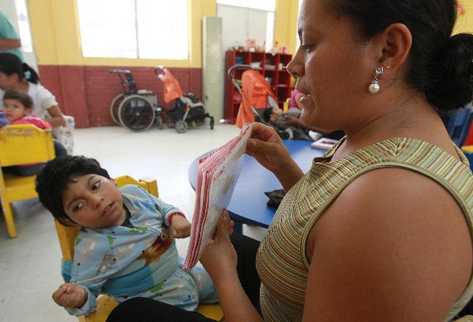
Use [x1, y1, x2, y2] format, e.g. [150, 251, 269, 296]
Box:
[188, 140, 325, 228]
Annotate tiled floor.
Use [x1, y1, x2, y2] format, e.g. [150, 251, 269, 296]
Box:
[0, 124, 239, 322]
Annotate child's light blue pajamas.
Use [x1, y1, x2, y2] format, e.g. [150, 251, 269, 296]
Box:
[62, 185, 217, 316]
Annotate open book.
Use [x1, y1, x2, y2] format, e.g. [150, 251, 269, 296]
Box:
[183, 127, 252, 270]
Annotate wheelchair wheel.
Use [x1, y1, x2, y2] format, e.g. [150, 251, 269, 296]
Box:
[118, 95, 155, 131]
[175, 120, 187, 133]
[110, 93, 125, 126]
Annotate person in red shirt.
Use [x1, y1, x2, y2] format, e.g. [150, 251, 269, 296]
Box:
[1, 89, 66, 176]
[3, 89, 51, 129]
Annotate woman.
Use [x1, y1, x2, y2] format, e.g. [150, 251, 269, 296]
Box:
[109, 0, 473, 321]
[0, 53, 65, 127]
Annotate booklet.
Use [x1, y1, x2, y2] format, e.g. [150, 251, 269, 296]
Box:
[183, 127, 252, 270]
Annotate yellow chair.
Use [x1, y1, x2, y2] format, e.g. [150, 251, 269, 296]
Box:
[0, 124, 55, 238]
[54, 175, 223, 322]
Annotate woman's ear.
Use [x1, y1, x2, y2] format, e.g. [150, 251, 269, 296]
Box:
[377, 23, 413, 74]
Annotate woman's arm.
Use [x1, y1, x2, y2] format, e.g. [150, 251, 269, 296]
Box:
[46, 105, 66, 127]
[201, 214, 263, 322]
[246, 123, 303, 191]
[301, 168, 472, 322]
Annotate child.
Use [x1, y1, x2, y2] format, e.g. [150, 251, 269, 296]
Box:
[3, 89, 51, 129]
[35, 156, 217, 317]
[1, 90, 67, 176]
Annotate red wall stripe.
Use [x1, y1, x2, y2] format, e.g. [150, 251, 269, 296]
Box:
[38, 65, 202, 128]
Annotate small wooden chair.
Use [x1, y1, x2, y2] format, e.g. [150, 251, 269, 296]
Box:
[0, 124, 55, 238]
[54, 175, 223, 322]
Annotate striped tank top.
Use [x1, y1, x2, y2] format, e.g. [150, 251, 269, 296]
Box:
[256, 137, 473, 322]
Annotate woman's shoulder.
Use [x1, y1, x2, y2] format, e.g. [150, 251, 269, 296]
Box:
[331, 136, 469, 172]
[27, 81, 53, 95]
[307, 165, 472, 321]
[27, 82, 58, 107]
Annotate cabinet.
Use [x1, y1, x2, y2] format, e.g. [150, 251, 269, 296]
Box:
[224, 50, 293, 123]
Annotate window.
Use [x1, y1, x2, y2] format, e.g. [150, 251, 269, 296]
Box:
[217, 0, 275, 11]
[296, 0, 303, 47]
[15, 0, 33, 52]
[217, 0, 275, 51]
[77, 0, 189, 60]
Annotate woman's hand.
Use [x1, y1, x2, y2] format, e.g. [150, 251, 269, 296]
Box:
[200, 212, 237, 283]
[201, 212, 264, 322]
[246, 123, 304, 190]
[46, 105, 66, 128]
[246, 123, 287, 173]
[52, 283, 87, 309]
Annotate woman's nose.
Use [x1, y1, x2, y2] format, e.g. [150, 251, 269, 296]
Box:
[286, 48, 304, 80]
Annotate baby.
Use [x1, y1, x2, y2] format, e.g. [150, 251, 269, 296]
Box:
[1, 90, 67, 176]
[2, 89, 51, 129]
[36, 156, 217, 316]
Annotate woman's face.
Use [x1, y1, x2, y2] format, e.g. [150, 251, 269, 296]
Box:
[288, 0, 375, 132]
[0, 72, 20, 91]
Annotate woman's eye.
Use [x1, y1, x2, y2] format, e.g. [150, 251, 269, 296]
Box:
[301, 44, 315, 54]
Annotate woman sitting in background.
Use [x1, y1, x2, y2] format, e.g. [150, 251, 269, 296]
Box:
[0, 52, 65, 128]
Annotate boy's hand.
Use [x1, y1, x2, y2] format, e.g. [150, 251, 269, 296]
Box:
[168, 214, 191, 238]
[52, 283, 87, 309]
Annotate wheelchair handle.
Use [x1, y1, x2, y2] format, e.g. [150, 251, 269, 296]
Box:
[227, 64, 258, 80]
[110, 68, 132, 74]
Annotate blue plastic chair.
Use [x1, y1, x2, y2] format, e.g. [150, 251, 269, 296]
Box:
[443, 104, 473, 146]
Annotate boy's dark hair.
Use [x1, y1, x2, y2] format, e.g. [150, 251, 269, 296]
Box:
[36, 155, 111, 225]
[3, 90, 33, 109]
[325, 0, 473, 111]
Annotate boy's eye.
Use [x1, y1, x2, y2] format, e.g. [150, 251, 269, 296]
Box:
[91, 180, 101, 191]
[72, 202, 84, 212]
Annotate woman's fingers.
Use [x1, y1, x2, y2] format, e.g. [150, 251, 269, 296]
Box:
[249, 123, 277, 141]
[214, 211, 233, 241]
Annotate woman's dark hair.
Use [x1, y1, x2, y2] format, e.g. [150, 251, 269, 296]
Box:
[36, 156, 111, 226]
[326, 0, 473, 111]
[3, 89, 33, 109]
[0, 53, 40, 84]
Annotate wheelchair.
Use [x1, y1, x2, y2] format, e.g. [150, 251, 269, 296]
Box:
[155, 66, 215, 134]
[110, 69, 164, 131]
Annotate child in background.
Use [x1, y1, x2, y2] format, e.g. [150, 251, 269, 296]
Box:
[35, 156, 217, 317]
[284, 89, 345, 141]
[3, 89, 51, 129]
[1, 90, 67, 175]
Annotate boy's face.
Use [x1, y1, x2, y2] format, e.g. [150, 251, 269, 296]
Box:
[3, 98, 28, 122]
[62, 174, 126, 229]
